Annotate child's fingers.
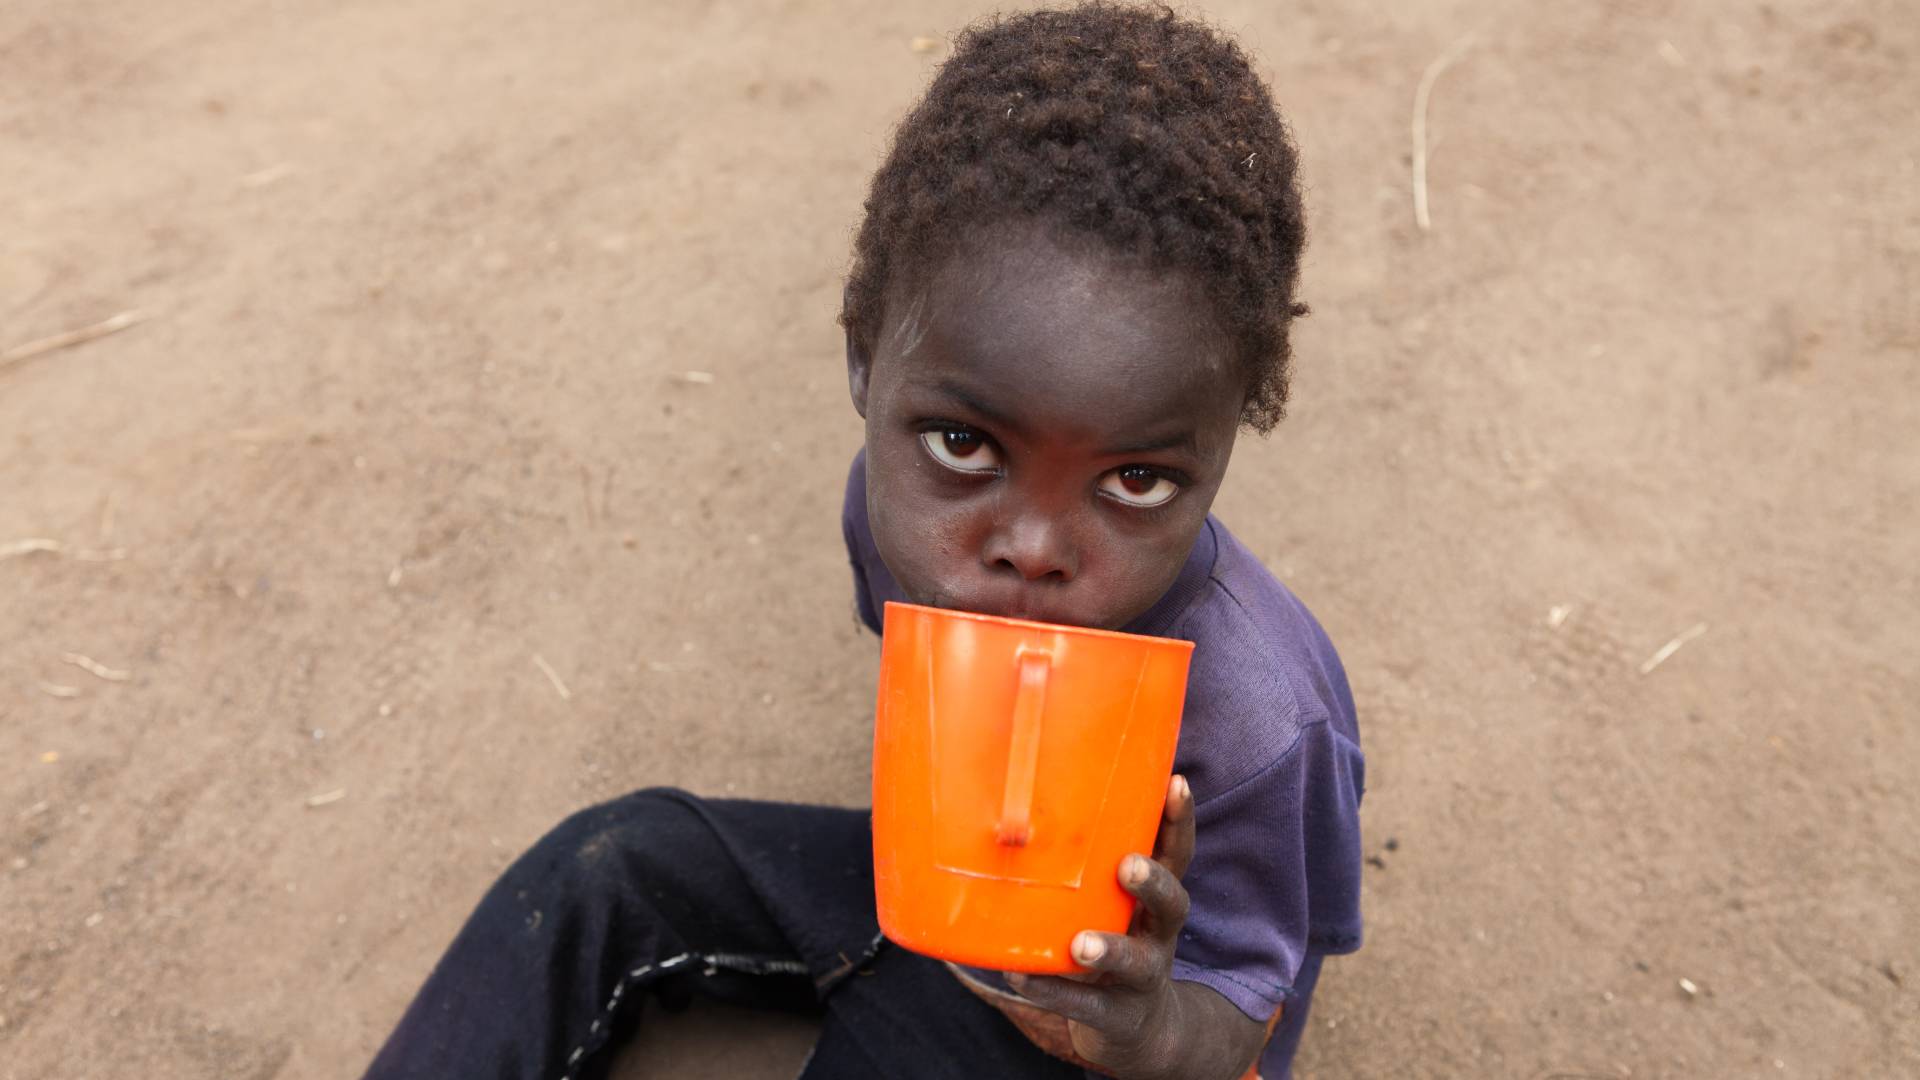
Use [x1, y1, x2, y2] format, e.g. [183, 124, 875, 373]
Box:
[1071, 930, 1164, 993]
[1151, 774, 1196, 881]
[1005, 971, 1139, 1033]
[1119, 853, 1190, 943]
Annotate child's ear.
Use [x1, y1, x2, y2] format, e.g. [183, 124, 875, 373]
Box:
[845, 318, 874, 419]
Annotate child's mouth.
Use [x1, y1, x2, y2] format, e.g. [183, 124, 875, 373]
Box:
[916, 588, 1101, 630]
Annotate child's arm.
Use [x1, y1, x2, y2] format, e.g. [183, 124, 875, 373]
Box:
[1006, 776, 1268, 1080]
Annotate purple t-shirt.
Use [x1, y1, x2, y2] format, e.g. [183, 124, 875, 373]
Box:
[843, 454, 1364, 1077]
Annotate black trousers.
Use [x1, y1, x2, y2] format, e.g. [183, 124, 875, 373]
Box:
[362, 788, 1087, 1080]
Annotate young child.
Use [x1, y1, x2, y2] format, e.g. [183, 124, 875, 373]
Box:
[363, 6, 1362, 1079]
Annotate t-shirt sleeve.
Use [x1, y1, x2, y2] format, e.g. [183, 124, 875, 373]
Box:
[1170, 713, 1365, 1021]
[842, 450, 884, 635]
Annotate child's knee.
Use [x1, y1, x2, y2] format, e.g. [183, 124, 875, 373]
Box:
[533, 787, 717, 883]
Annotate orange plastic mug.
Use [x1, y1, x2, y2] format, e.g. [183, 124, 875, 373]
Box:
[871, 600, 1194, 973]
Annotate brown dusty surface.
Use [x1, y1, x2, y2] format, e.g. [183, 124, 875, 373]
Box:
[4, 1, 1918, 1077]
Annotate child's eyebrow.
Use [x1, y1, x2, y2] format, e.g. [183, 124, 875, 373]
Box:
[930, 377, 1200, 458]
[930, 378, 1018, 431]
[1100, 430, 1200, 457]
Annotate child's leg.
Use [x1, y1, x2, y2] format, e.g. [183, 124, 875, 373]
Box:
[362, 786, 1084, 1080]
[798, 944, 1087, 1080]
[362, 788, 874, 1080]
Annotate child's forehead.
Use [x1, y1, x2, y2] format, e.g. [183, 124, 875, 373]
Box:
[909, 221, 1176, 299]
[892, 223, 1228, 361]
[877, 225, 1243, 443]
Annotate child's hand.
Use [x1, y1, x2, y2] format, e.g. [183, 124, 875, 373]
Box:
[1005, 775, 1265, 1080]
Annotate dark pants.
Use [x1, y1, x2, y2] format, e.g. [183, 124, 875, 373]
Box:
[362, 788, 1086, 1080]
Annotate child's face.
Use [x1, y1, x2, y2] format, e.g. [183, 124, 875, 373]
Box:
[848, 224, 1246, 631]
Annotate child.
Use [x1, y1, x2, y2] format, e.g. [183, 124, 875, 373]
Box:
[363, 5, 1362, 1079]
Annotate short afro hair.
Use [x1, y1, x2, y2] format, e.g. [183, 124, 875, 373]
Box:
[842, 3, 1309, 432]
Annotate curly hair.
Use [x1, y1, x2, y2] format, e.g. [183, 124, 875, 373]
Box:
[841, 3, 1309, 432]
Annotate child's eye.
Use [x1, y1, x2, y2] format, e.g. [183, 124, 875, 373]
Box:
[1099, 466, 1180, 508]
[920, 429, 1002, 474]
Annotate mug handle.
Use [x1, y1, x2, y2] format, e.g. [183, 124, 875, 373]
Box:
[995, 648, 1051, 847]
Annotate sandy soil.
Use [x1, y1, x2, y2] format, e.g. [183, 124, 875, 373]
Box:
[4, 1, 1917, 1077]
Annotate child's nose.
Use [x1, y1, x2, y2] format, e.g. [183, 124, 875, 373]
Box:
[981, 513, 1078, 583]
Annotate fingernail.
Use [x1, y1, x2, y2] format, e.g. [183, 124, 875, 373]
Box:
[1175, 775, 1190, 802]
[1076, 934, 1105, 963]
[1126, 855, 1150, 884]
[1006, 972, 1028, 991]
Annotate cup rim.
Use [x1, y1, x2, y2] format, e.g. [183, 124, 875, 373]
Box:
[881, 600, 1195, 652]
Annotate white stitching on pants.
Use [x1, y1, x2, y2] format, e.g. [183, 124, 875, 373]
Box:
[555, 950, 813, 1080]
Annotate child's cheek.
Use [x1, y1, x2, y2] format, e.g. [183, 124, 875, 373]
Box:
[869, 484, 958, 600]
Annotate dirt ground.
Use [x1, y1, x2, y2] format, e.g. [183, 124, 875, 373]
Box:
[4, 1, 1917, 1077]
